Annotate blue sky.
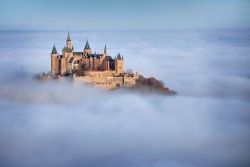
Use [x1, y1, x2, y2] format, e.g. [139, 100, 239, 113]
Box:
[0, 0, 249, 31]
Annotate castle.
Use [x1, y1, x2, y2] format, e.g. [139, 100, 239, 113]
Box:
[50, 33, 138, 89]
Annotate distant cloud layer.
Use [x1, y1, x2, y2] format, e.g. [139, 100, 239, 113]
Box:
[0, 29, 250, 167]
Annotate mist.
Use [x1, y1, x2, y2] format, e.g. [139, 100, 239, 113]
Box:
[0, 29, 250, 167]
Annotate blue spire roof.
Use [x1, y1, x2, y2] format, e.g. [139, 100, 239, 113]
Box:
[117, 53, 122, 60]
[51, 44, 57, 54]
[84, 40, 91, 50]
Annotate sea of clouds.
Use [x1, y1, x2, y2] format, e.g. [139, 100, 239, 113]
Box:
[0, 29, 250, 167]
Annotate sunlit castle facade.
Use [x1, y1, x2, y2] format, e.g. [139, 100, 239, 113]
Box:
[51, 32, 124, 76]
[50, 33, 138, 89]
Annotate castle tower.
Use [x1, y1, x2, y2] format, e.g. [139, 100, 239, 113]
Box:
[115, 53, 124, 75]
[66, 32, 72, 49]
[83, 40, 92, 54]
[62, 32, 73, 60]
[51, 44, 60, 76]
[60, 57, 67, 76]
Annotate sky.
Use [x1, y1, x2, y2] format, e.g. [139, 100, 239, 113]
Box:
[0, 0, 250, 31]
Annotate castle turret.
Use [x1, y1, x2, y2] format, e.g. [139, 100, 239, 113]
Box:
[115, 53, 124, 75]
[51, 44, 60, 76]
[83, 40, 92, 54]
[66, 32, 72, 49]
[104, 45, 107, 55]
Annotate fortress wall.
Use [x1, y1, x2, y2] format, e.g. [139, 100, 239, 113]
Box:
[73, 76, 117, 90]
[93, 58, 101, 71]
[124, 76, 136, 87]
[73, 73, 122, 89]
[60, 58, 67, 75]
[107, 77, 123, 88]
[85, 71, 115, 78]
[73, 71, 139, 90]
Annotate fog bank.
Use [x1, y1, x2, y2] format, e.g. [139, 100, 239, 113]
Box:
[0, 29, 250, 167]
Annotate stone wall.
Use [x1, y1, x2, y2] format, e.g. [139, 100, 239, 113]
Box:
[73, 71, 139, 90]
[60, 58, 67, 76]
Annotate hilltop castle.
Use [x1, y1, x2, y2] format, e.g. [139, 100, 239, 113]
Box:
[51, 32, 124, 76]
[50, 33, 138, 89]
[37, 32, 174, 94]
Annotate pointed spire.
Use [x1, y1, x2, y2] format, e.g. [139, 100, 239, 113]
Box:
[117, 53, 121, 60]
[104, 45, 107, 54]
[51, 44, 58, 54]
[84, 40, 91, 50]
[67, 32, 71, 41]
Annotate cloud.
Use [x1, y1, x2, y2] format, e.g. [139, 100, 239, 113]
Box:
[0, 29, 250, 167]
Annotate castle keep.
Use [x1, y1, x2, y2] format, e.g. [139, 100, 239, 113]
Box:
[51, 33, 138, 89]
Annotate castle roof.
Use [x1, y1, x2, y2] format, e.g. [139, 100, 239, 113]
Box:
[84, 40, 91, 50]
[104, 45, 107, 54]
[86, 53, 103, 59]
[105, 56, 114, 62]
[117, 53, 122, 60]
[51, 45, 57, 54]
[73, 52, 83, 57]
[67, 32, 71, 41]
[63, 47, 73, 52]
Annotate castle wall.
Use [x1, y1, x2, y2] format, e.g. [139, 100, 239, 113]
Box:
[73, 71, 138, 90]
[103, 60, 110, 71]
[77, 57, 103, 72]
[89, 57, 93, 70]
[84, 58, 90, 70]
[60, 58, 67, 75]
[85, 71, 114, 77]
[68, 62, 74, 74]
[63, 51, 73, 59]
[93, 57, 101, 71]
[107, 77, 123, 88]
[124, 76, 137, 88]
